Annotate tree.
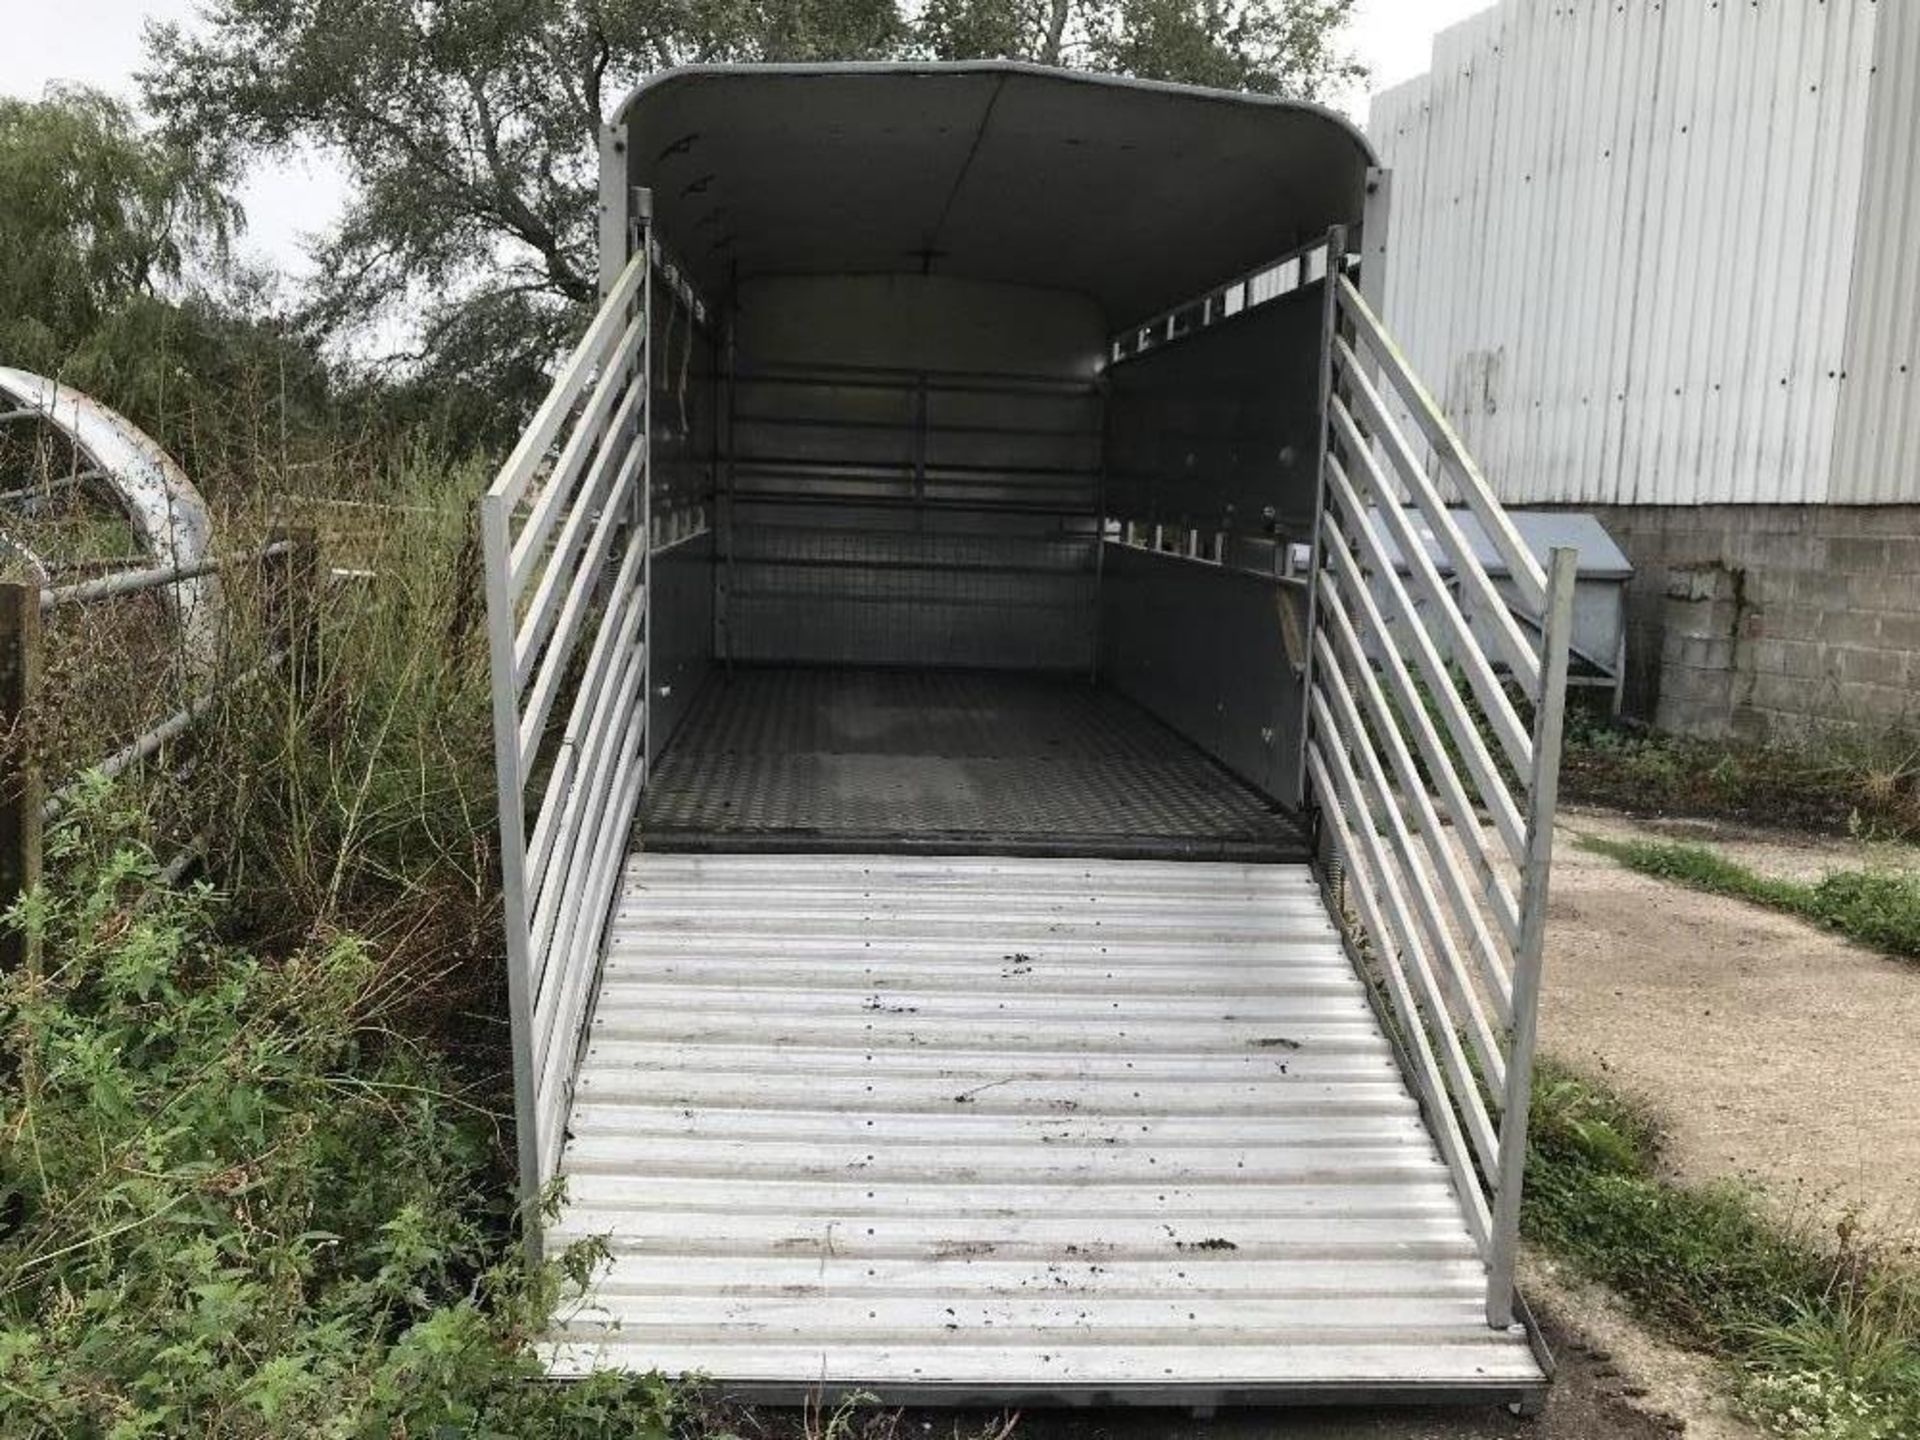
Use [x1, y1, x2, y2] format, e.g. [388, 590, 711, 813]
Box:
[919, 0, 1361, 97]
[0, 88, 240, 373]
[142, 0, 906, 422]
[0, 89, 356, 486]
[144, 0, 1360, 412]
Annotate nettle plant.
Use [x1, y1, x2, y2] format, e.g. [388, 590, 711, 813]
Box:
[0, 783, 672, 1439]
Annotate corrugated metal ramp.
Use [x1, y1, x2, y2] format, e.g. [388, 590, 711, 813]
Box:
[546, 853, 1544, 1405]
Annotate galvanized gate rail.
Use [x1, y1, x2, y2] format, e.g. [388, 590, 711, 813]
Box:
[0, 535, 315, 969]
[1302, 232, 1578, 1332]
[481, 232, 656, 1219]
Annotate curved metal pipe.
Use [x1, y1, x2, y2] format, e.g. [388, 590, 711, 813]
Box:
[0, 367, 221, 665]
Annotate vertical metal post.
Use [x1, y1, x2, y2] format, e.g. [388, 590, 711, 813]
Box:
[639, 210, 655, 766]
[479, 498, 543, 1255]
[1359, 168, 1394, 323]
[598, 124, 630, 301]
[0, 582, 42, 974]
[1486, 545, 1579, 1327]
[626, 191, 650, 546]
[1294, 225, 1347, 814]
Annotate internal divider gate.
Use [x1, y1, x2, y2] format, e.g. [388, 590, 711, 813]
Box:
[1303, 226, 1578, 1330]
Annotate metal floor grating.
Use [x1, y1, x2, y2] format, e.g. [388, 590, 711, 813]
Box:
[639, 667, 1305, 859]
[543, 853, 1545, 1405]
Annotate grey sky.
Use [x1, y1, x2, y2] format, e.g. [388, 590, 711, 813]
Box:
[0, 0, 1493, 282]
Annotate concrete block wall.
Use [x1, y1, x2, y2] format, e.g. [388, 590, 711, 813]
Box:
[1577, 505, 1920, 743]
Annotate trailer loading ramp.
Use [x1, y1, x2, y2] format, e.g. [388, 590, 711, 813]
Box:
[541, 853, 1545, 1406]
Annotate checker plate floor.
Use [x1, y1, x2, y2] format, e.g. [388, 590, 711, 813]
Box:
[638, 667, 1306, 859]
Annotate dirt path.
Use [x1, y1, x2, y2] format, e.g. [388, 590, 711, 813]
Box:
[1543, 807, 1920, 1248]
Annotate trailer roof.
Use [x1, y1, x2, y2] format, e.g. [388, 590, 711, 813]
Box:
[612, 63, 1374, 326]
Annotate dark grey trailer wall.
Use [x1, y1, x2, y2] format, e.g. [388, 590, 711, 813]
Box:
[647, 271, 718, 761]
[1104, 284, 1325, 540]
[721, 274, 1106, 670]
[1097, 284, 1325, 805]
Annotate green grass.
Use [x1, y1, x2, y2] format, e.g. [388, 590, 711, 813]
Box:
[1578, 835, 1920, 961]
[1526, 1062, 1920, 1439]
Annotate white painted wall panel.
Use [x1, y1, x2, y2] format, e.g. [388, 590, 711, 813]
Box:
[1370, 0, 1889, 508]
[1835, 0, 1920, 505]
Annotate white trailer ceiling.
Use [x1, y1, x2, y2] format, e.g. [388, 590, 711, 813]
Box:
[614, 63, 1374, 329]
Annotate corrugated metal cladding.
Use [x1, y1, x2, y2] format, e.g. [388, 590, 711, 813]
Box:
[546, 852, 1543, 1400]
[1835, 0, 1920, 504]
[1370, 0, 1918, 508]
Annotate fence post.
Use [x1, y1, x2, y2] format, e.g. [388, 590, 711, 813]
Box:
[0, 581, 43, 972]
[265, 527, 320, 700]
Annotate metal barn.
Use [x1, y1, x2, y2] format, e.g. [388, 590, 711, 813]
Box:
[1366, 0, 1920, 741]
[481, 61, 1576, 1409]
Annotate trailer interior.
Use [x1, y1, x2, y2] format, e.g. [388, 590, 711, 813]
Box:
[482, 62, 1571, 1410]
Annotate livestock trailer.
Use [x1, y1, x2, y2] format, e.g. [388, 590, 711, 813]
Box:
[482, 61, 1574, 1411]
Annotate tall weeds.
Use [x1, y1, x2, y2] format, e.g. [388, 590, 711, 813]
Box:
[189, 454, 504, 1047]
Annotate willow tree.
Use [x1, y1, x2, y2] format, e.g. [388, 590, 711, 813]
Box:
[0, 87, 238, 373]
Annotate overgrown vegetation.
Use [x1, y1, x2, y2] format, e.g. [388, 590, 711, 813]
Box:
[200, 459, 502, 983]
[1578, 835, 1920, 962]
[1561, 708, 1920, 843]
[1526, 1063, 1920, 1440]
[0, 789, 684, 1437]
[0, 463, 691, 1431]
